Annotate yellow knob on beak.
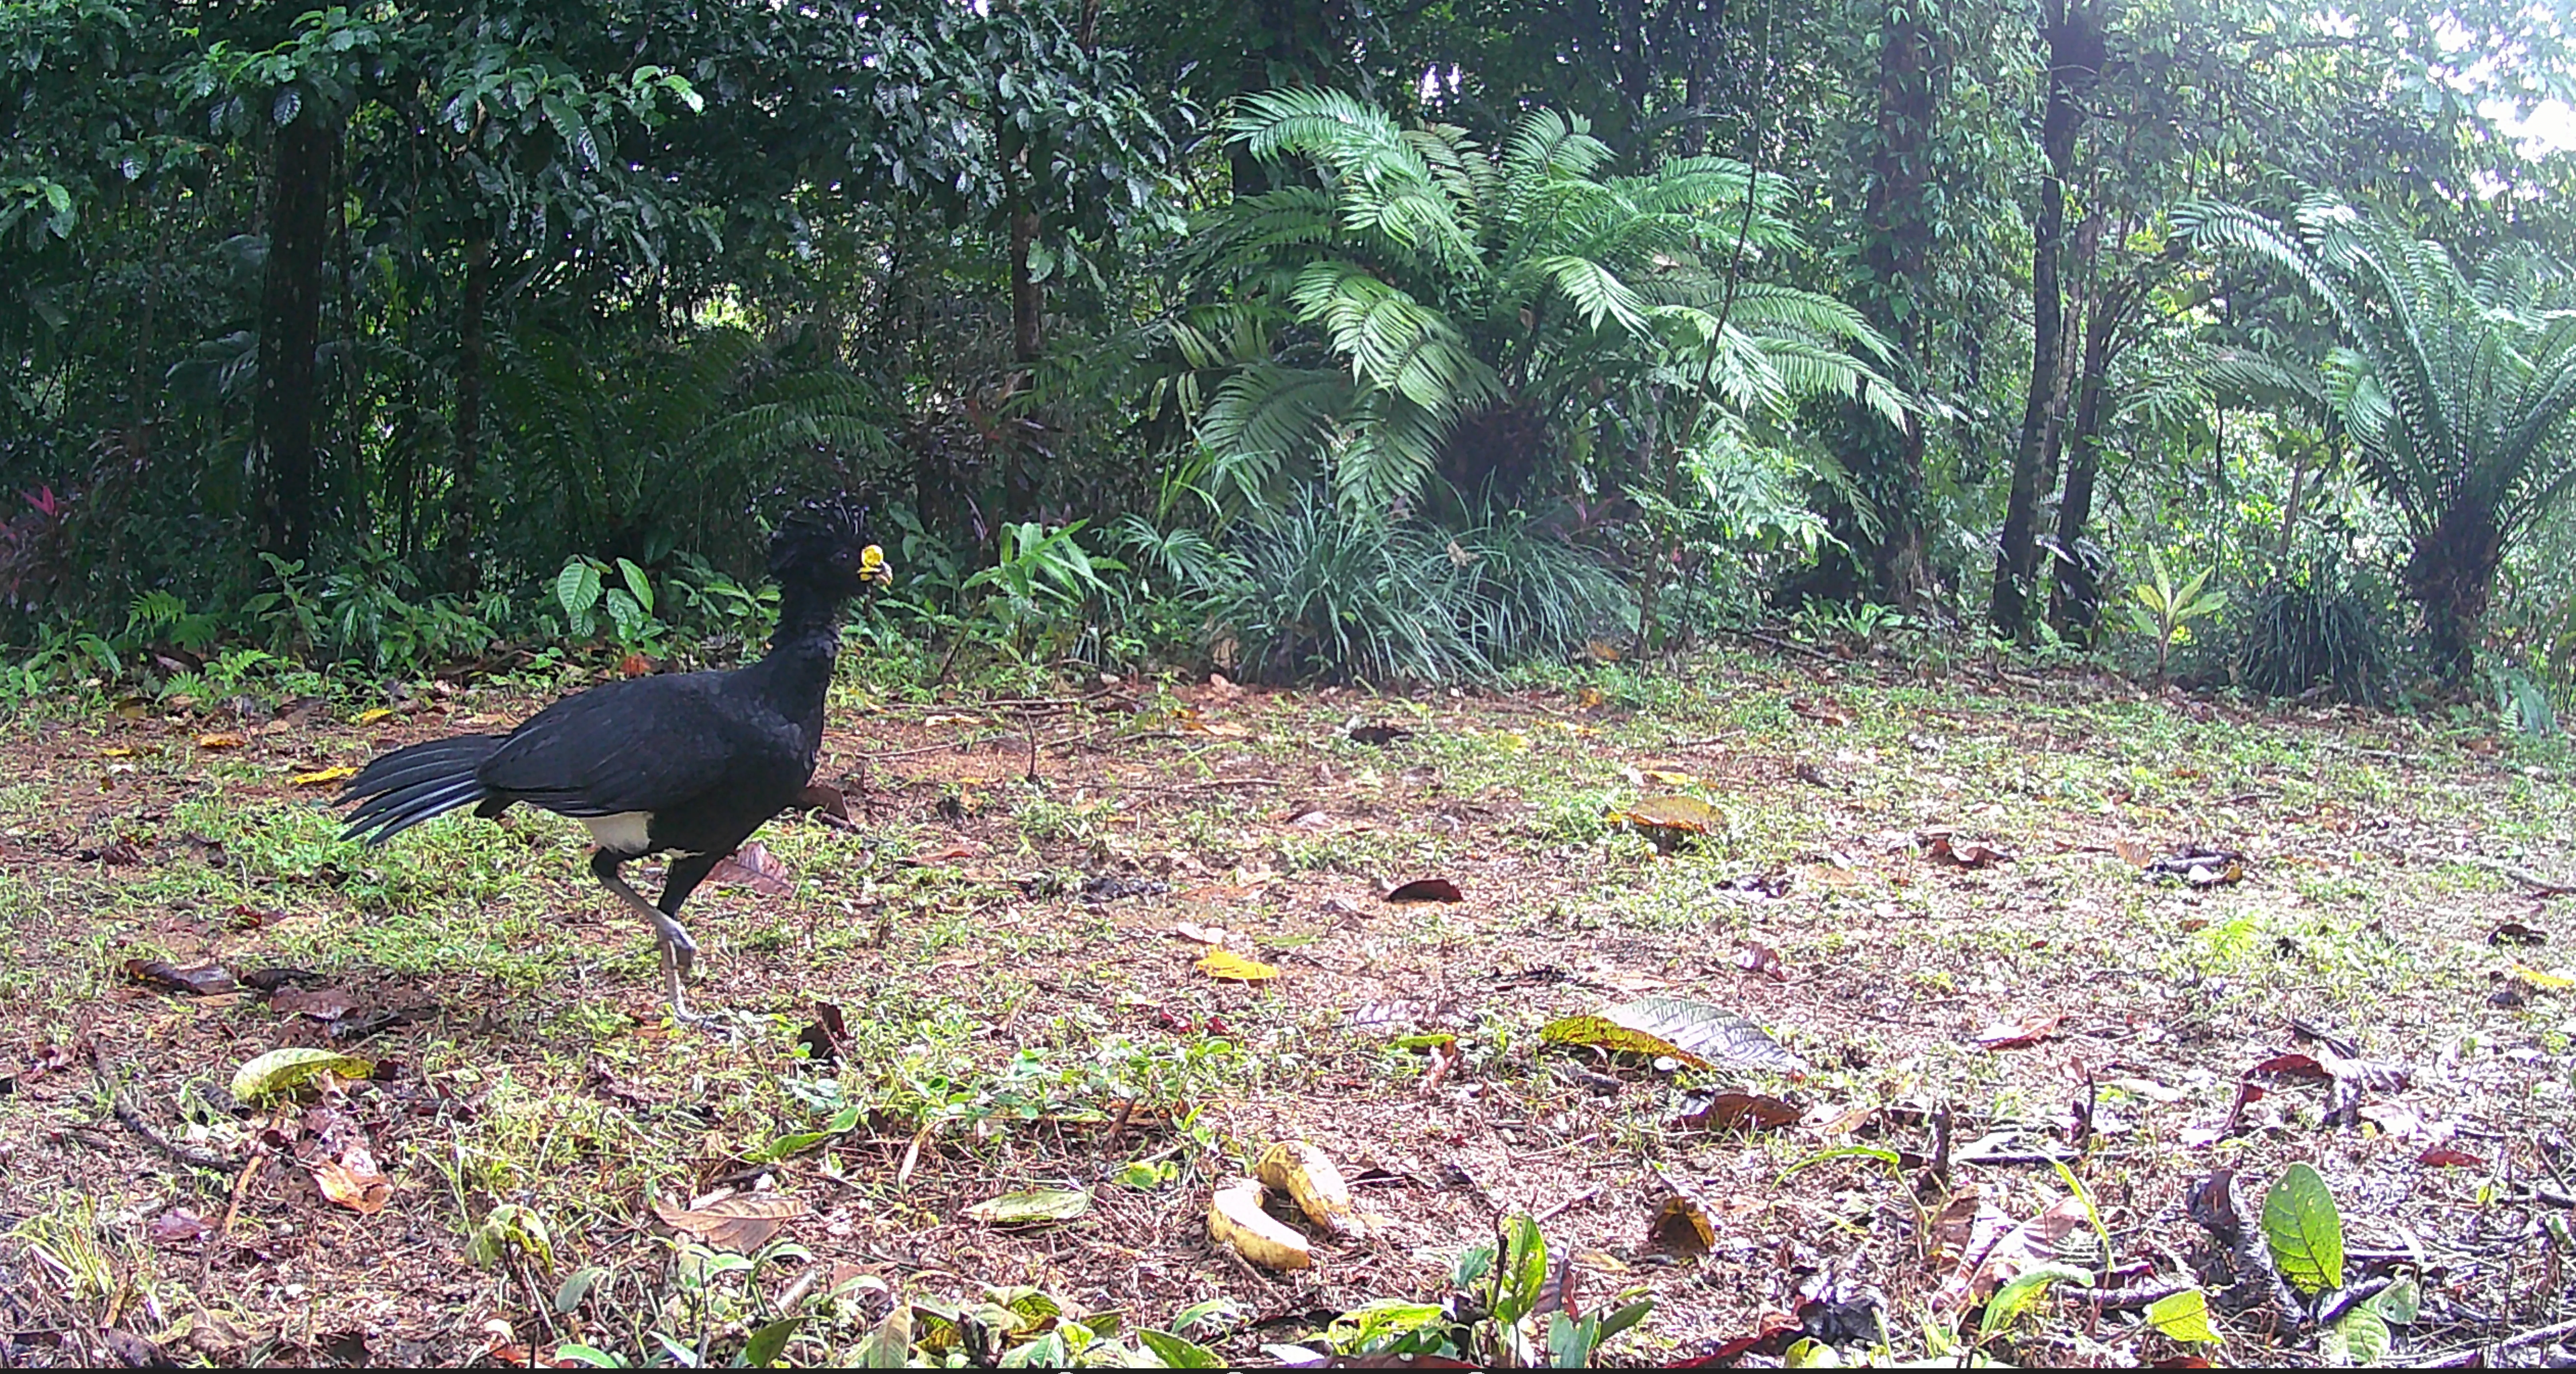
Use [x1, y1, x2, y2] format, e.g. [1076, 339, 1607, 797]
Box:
[860, 544, 891, 587]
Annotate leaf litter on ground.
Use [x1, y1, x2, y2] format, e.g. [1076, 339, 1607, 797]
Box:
[1540, 996, 1804, 1072]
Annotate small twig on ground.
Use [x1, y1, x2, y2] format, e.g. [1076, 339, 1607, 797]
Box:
[90, 1040, 239, 1175]
[858, 735, 1010, 761]
[2499, 1316, 2576, 1351]
[2059, 1278, 2194, 1311]
[1533, 1187, 1602, 1224]
[2453, 854, 2576, 896]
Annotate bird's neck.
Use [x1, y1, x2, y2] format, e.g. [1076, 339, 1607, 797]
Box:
[755, 580, 849, 718]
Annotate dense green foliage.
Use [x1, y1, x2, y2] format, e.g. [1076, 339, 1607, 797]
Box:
[12, 0, 2576, 705]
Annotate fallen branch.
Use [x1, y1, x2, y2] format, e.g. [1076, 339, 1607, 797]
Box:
[2499, 1316, 2576, 1351]
[2059, 1278, 2194, 1311]
[1532, 1186, 1603, 1224]
[2457, 854, 2576, 896]
[90, 1040, 239, 1175]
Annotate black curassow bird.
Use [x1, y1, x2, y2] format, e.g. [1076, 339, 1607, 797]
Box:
[337, 500, 890, 1024]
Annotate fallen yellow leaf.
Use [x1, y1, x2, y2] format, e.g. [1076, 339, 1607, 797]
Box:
[2511, 963, 2574, 991]
[196, 733, 247, 750]
[1196, 949, 1280, 983]
[353, 708, 394, 725]
[291, 765, 359, 787]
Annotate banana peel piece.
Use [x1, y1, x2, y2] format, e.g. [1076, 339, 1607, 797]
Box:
[1254, 1140, 1366, 1242]
[1208, 1177, 1313, 1270]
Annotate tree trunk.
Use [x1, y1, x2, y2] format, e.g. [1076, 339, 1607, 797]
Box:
[1827, 0, 1942, 610]
[1008, 207, 1043, 365]
[1991, 0, 2093, 639]
[447, 236, 491, 593]
[2046, 278, 2124, 644]
[2408, 506, 2506, 683]
[254, 107, 334, 564]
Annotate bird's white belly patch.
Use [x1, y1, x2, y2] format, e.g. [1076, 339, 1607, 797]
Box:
[582, 812, 654, 854]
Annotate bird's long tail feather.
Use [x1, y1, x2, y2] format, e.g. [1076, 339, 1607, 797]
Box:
[338, 735, 505, 846]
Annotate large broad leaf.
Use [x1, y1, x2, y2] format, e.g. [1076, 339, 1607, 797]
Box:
[2145, 1289, 2219, 1344]
[2325, 1309, 2390, 1367]
[2261, 1162, 2345, 1296]
[965, 1187, 1092, 1225]
[1135, 1329, 1223, 1368]
[1541, 997, 1803, 1071]
[1978, 1262, 2093, 1337]
[230, 1047, 373, 1104]
[741, 1317, 802, 1368]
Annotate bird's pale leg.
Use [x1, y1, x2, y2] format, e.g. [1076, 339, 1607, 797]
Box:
[592, 858, 715, 1028]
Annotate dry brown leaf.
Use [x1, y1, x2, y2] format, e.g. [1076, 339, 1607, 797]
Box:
[1941, 1194, 2092, 1306]
[1790, 698, 1855, 727]
[271, 986, 359, 1021]
[196, 732, 248, 750]
[898, 841, 988, 866]
[1923, 830, 2014, 867]
[1649, 1193, 1714, 1254]
[1385, 878, 1464, 903]
[312, 1149, 392, 1215]
[1672, 1092, 1799, 1132]
[709, 841, 793, 895]
[651, 1194, 805, 1252]
[125, 959, 237, 996]
[1975, 1013, 2065, 1050]
[2111, 839, 2152, 866]
[1208, 1178, 1311, 1270]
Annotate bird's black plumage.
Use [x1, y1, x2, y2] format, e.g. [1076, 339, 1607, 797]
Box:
[337, 498, 889, 1022]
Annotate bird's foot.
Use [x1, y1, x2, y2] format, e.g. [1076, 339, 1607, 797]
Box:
[665, 1001, 754, 1038]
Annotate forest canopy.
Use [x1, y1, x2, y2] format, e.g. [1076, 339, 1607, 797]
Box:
[11, 0, 2576, 705]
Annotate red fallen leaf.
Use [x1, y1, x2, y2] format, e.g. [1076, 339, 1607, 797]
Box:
[124, 959, 238, 996]
[2252, 1052, 2331, 1080]
[619, 653, 654, 678]
[1385, 878, 1464, 903]
[146, 1208, 211, 1244]
[795, 1002, 847, 1063]
[1674, 1091, 1800, 1132]
[1923, 830, 2014, 868]
[792, 782, 851, 822]
[899, 841, 988, 866]
[2418, 1148, 2489, 1169]
[1975, 1013, 2065, 1050]
[1669, 1311, 1804, 1365]
[708, 841, 793, 895]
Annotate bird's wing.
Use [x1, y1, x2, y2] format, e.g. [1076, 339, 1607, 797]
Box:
[475, 673, 805, 816]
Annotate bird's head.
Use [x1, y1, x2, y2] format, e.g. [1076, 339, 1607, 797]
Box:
[768, 497, 893, 596]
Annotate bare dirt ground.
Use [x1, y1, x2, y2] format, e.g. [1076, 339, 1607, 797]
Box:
[2, 650, 2573, 1367]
